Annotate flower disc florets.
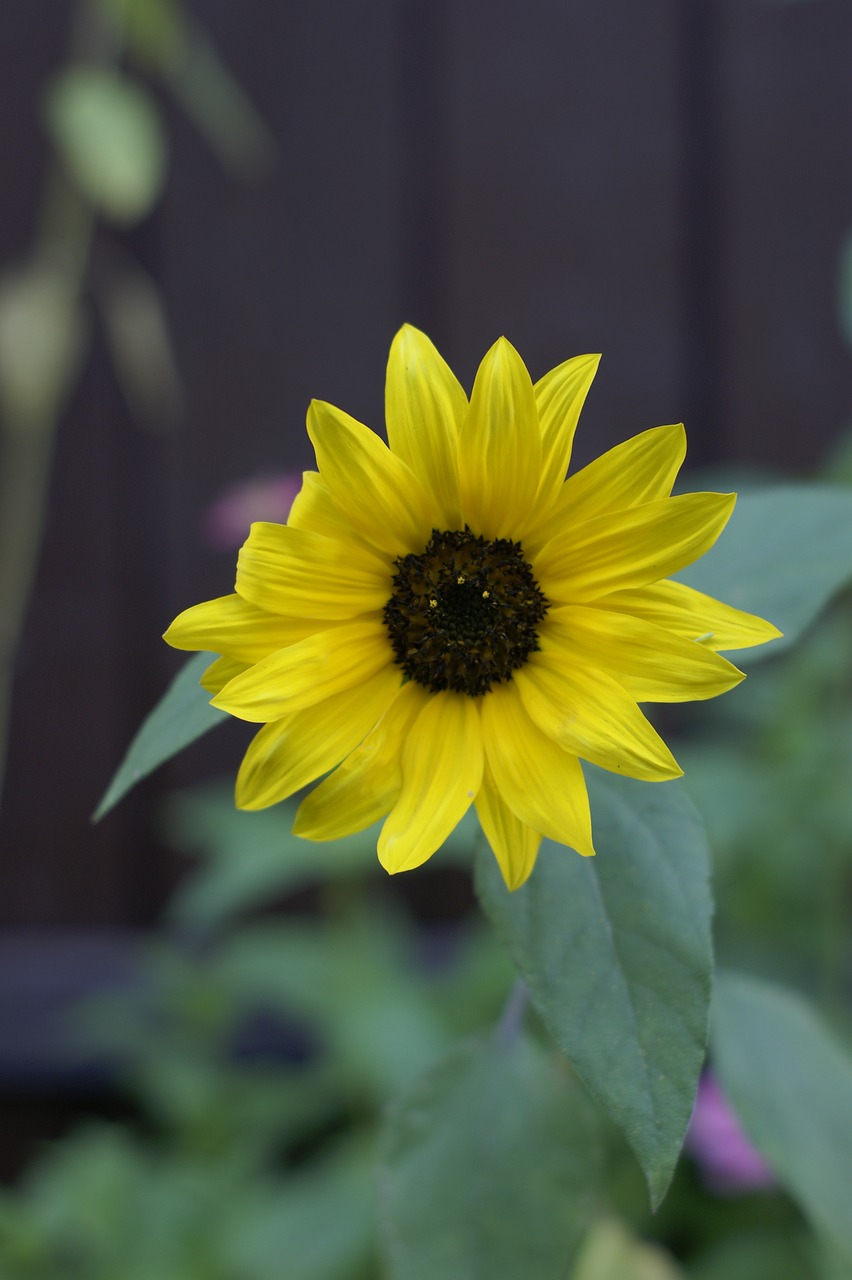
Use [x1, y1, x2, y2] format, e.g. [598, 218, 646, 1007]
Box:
[383, 528, 549, 696]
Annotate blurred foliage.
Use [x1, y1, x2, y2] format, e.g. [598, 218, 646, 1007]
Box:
[679, 589, 852, 1005]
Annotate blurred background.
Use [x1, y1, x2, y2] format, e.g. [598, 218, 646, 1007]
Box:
[0, 1, 851, 1276]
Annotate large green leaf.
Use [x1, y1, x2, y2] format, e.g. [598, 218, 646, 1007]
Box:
[679, 484, 852, 661]
[712, 971, 852, 1266]
[93, 653, 224, 820]
[379, 1028, 602, 1280]
[475, 770, 713, 1207]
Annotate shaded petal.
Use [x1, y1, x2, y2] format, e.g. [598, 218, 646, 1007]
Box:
[293, 681, 429, 839]
[235, 666, 400, 810]
[480, 681, 595, 855]
[602, 579, 783, 652]
[542, 605, 744, 703]
[514, 656, 682, 781]
[213, 619, 392, 722]
[378, 692, 484, 874]
[165, 592, 337, 661]
[236, 523, 390, 618]
[200, 655, 249, 694]
[525, 423, 686, 554]
[534, 492, 736, 604]
[475, 760, 543, 890]
[533, 353, 601, 514]
[457, 337, 541, 539]
[385, 324, 466, 526]
[307, 399, 433, 556]
[288, 470, 359, 539]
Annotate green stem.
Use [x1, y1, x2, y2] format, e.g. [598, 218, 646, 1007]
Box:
[0, 160, 94, 815]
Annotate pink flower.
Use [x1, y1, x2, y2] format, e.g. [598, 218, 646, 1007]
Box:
[202, 473, 302, 550]
[686, 1072, 776, 1194]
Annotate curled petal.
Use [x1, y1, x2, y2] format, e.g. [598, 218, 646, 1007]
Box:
[458, 337, 541, 539]
[481, 681, 596, 855]
[235, 666, 401, 810]
[294, 681, 428, 840]
[237, 523, 390, 618]
[525, 423, 686, 553]
[534, 492, 736, 603]
[165, 592, 335, 662]
[475, 760, 543, 890]
[514, 656, 683, 782]
[213, 620, 392, 722]
[533, 352, 601, 514]
[541, 605, 744, 703]
[385, 324, 465, 527]
[308, 399, 433, 555]
[602, 579, 783, 652]
[379, 693, 483, 874]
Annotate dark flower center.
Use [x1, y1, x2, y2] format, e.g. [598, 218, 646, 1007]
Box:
[383, 528, 549, 696]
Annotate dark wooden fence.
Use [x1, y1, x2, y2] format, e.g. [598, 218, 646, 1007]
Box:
[1, 0, 851, 1174]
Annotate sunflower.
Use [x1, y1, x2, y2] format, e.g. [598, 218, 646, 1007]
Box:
[165, 327, 780, 889]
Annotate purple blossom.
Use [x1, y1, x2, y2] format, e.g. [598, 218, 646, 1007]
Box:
[686, 1072, 777, 1194]
[202, 473, 302, 550]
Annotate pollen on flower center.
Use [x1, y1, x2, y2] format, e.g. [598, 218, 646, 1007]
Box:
[383, 528, 549, 696]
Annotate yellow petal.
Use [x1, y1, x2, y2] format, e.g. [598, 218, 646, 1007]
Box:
[236, 522, 390, 618]
[541, 605, 744, 703]
[212, 619, 392, 722]
[307, 399, 433, 556]
[475, 760, 543, 890]
[533, 353, 601, 513]
[385, 324, 466, 527]
[602, 579, 783, 652]
[480, 681, 595, 855]
[458, 337, 542, 539]
[525, 423, 686, 554]
[165, 593, 336, 662]
[378, 692, 483, 874]
[200, 655, 249, 694]
[293, 681, 429, 840]
[514, 656, 683, 781]
[287, 471, 358, 540]
[235, 666, 401, 810]
[534, 492, 736, 604]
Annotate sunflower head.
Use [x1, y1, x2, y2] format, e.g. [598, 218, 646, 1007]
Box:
[165, 326, 781, 890]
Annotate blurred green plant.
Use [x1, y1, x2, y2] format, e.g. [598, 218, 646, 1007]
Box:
[2, 736, 850, 1277]
[0, 0, 276, 810]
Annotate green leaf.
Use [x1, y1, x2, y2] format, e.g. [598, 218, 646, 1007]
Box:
[475, 770, 713, 1207]
[223, 1136, 377, 1280]
[379, 1029, 602, 1280]
[679, 485, 852, 662]
[93, 653, 225, 820]
[712, 971, 852, 1266]
[44, 67, 167, 224]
